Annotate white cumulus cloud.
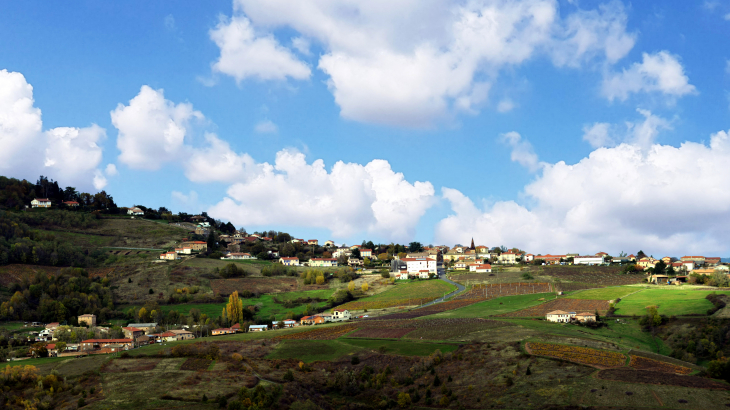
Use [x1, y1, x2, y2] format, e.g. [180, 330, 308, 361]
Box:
[603, 51, 697, 102]
[210, 15, 311, 82]
[210, 0, 636, 127]
[437, 128, 730, 255]
[105, 164, 118, 176]
[111, 85, 204, 170]
[0, 69, 107, 190]
[185, 133, 264, 183]
[0, 69, 43, 177]
[208, 149, 435, 242]
[582, 109, 672, 149]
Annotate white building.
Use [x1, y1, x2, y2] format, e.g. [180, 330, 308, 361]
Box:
[546, 310, 575, 323]
[401, 257, 438, 274]
[469, 263, 492, 273]
[309, 258, 338, 267]
[332, 309, 351, 321]
[279, 257, 299, 266]
[574, 255, 605, 265]
[175, 247, 192, 254]
[31, 198, 52, 208]
[498, 251, 520, 264]
[333, 248, 352, 259]
[222, 253, 256, 260]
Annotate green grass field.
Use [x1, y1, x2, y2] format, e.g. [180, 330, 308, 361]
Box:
[501, 317, 670, 354]
[0, 356, 69, 370]
[424, 293, 555, 319]
[563, 286, 639, 300]
[614, 289, 730, 316]
[351, 280, 456, 305]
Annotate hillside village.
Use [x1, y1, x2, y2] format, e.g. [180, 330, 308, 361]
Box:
[3, 178, 730, 409]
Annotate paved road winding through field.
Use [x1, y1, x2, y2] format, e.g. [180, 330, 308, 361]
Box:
[417, 271, 465, 308]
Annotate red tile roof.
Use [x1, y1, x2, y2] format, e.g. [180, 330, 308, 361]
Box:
[81, 339, 132, 343]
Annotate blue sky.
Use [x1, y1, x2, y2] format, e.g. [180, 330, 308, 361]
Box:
[1, 1, 730, 256]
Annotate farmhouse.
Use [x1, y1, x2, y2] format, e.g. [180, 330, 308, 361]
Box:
[63, 201, 79, 207]
[175, 247, 192, 254]
[324, 240, 335, 247]
[122, 327, 144, 340]
[80, 339, 133, 351]
[169, 329, 195, 340]
[181, 241, 208, 251]
[31, 198, 52, 208]
[127, 207, 144, 216]
[574, 312, 596, 322]
[279, 257, 299, 266]
[78, 314, 96, 327]
[159, 251, 180, 260]
[546, 310, 575, 323]
[249, 325, 268, 332]
[332, 309, 351, 321]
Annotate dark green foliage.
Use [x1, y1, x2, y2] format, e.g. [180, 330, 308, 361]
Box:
[227, 385, 282, 410]
[0, 210, 102, 267]
[283, 369, 295, 381]
[0, 267, 118, 322]
[351, 356, 360, 365]
[432, 374, 441, 386]
[149, 288, 154, 294]
[261, 264, 297, 277]
[202, 394, 208, 402]
[219, 263, 248, 278]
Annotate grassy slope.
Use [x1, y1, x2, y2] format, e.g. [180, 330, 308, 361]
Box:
[344, 280, 456, 306]
[266, 339, 362, 362]
[615, 289, 730, 316]
[564, 286, 639, 300]
[502, 318, 670, 354]
[424, 292, 555, 319]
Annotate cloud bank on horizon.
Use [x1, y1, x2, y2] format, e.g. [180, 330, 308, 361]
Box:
[0, 0, 728, 255]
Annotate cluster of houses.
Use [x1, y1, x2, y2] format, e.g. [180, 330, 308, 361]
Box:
[30, 198, 81, 208]
[23, 314, 202, 357]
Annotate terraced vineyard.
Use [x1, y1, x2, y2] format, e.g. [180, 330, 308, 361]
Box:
[347, 328, 415, 339]
[499, 298, 610, 317]
[526, 342, 626, 368]
[454, 282, 552, 300]
[543, 266, 645, 290]
[274, 324, 359, 340]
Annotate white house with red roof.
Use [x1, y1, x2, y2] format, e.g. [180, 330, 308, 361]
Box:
[469, 263, 492, 273]
[222, 252, 255, 260]
[159, 251, 180, 261]
[127, 206, 144, 215]
[308, 239, 319, 245]
[279, 257, 299, 266]
[402, 257, 437, 274]
[360, 248, 373, 258]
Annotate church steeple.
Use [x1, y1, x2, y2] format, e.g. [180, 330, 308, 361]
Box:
[470, 237, 475, 250]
